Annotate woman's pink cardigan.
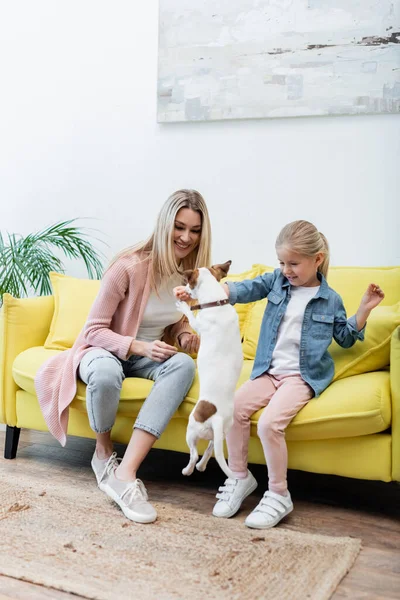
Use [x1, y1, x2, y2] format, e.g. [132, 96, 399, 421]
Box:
[34, 252, 191, 446]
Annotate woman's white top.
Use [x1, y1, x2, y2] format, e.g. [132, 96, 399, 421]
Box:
[136, 273, 183, 343]
[269, 285, 320, 376]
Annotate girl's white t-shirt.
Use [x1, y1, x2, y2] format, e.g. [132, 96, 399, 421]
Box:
[136, 273, 183, 343]
[269, 285, 320, 376]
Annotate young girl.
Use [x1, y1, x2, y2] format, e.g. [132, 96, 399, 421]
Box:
[180, 220, 384, 529]
[35, 189, 212, 524]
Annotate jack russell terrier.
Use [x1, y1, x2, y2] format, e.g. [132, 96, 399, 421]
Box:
[174, 261, 243, 479]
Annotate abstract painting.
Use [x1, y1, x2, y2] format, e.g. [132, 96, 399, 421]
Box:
[157, 0, 400, 122]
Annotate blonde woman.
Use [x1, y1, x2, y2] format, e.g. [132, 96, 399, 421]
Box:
[35, 190, 211, 524]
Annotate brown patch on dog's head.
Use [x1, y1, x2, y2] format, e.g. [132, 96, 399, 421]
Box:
[182, 269, 200, 289]
[193, 400, 217, 423]
[208, 260, 232, 282]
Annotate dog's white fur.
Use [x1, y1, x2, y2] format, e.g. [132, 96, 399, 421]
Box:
[176, 263, 243, 479]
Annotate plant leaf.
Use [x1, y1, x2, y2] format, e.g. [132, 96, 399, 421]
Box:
[0, 219, 106, 304]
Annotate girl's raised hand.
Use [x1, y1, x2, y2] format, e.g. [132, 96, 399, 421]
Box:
[173, 286, 191, 302]
[360, 283, 385, 312]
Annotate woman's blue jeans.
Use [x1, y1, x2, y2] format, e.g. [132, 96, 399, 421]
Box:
[79, 348, 196, 438]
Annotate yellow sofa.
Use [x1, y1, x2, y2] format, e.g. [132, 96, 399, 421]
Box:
[1, 266, 399, 483]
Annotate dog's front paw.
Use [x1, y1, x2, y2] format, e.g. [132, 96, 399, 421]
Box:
[176, 300, 190, 315]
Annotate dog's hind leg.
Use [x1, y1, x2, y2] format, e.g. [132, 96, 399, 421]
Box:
[182, 429, 199, 476]
[196, 441, 214, 472]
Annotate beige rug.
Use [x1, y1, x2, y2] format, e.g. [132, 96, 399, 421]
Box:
[0, 468, 360, 600]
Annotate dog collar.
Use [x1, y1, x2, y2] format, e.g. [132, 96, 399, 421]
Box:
[190, 299, 230, 311]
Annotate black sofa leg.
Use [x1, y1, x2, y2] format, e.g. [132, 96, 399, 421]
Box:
[4, 425, 21, 459]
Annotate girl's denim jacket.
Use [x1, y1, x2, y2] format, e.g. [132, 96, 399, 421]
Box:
[227, 269, 365, 397]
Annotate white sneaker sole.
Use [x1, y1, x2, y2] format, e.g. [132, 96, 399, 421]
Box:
[245, 504, 293, 529]
[213, 478, 258, 519]
[100, 482, 157, 524]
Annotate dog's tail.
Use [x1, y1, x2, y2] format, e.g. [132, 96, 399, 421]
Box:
[212, 415, 235, 480]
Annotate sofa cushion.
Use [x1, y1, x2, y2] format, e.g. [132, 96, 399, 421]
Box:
[222, 265, 272, 337]
[328, 266, 400, 315]
[253, 371, 391, 441]
[242, 297, 267, 360]
[12, 348, 391, 441]
[44, 272, 100, 350]
[242, 299, 400, 380]
[11, 347, 251, 417]
[13, 346, 154, 403]
[331, 303, 400, 379]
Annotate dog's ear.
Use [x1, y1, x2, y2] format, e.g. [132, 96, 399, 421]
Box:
[182, 269, 199, 288]
[209, 260, 232, 281]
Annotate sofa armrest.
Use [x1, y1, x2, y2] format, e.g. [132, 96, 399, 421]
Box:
[390, 325, 400, 481]
[0, 293, 54, 425]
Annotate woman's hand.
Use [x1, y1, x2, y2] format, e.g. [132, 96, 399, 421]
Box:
[178, 332, 200, 354]
[130, 339, 177, 363]
[173, 286, 191, 302]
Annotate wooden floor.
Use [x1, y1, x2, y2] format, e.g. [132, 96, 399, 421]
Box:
[0, 429, 399, 600]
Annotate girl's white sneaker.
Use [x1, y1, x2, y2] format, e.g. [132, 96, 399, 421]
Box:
[212, 471, 258, 518]
[245, 490, 293, 529]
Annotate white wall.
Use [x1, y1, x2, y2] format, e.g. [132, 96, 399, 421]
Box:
[0, 1, 399, 279]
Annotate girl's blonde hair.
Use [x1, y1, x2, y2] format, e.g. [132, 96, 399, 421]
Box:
[275, 220, 330, 279]
[109, 189, 212, 290]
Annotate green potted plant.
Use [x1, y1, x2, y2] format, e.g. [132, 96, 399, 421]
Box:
[0, 219, 105, 305]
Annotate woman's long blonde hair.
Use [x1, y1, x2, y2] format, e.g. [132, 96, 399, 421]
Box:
[275, 220, 330, 279]
[109, 189, 212, 290]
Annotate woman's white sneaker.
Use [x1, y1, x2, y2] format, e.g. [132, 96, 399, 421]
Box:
[212, 471, 258, 518]
[101, 468, 157, 524]
[91, 450, 118, 486]
[245, 490, 293, 529]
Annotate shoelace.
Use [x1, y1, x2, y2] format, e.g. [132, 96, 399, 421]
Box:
[98, 452, 120, 485]
[120, 479, 149, 504]
[215, 477, 237, 502]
